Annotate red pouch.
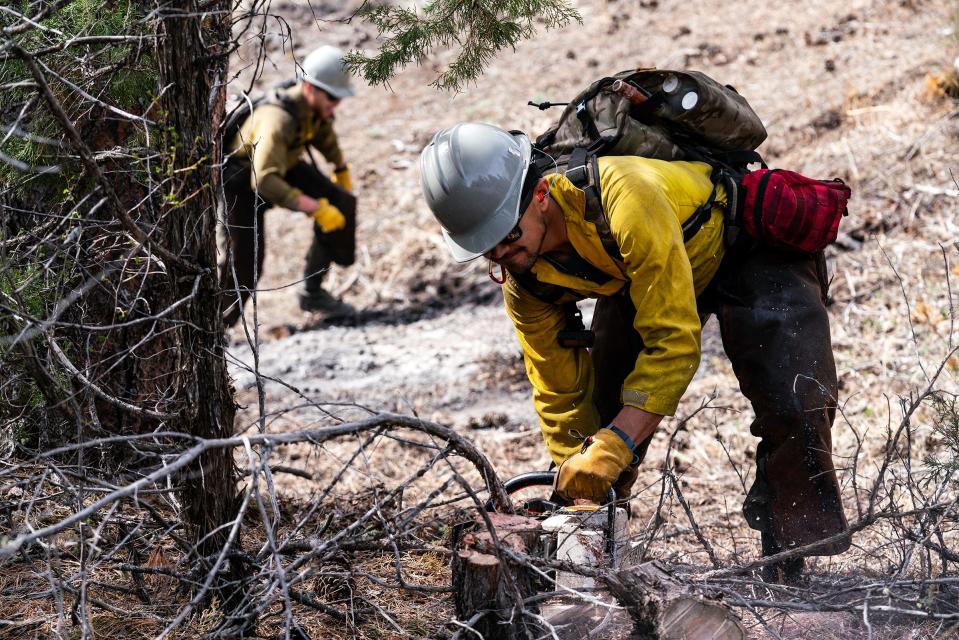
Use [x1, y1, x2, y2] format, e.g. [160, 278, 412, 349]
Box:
[740, 169, 850, 252]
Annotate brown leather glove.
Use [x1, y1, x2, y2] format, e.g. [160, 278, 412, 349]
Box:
[312, 198, 346, 233]
[555, 429, 634, 503]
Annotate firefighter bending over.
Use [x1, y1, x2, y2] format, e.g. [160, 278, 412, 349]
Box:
[419, 123, 849, 579]
[220, 45, 360, 327]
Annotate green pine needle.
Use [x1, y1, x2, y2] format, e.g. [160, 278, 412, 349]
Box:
[344, 0, 580, 92]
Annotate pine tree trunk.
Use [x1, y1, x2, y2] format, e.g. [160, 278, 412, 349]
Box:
[153, 0, 238, 569]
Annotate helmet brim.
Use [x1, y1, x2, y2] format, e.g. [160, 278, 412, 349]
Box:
[302, 75, 356, 99]
[441, 228, 487, 263]
[440, 131, 532, 263]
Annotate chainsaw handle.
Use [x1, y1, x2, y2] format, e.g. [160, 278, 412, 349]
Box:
[502, 471, 558, 494]
[502, 470, 616, 504]
[498, 470, 619, 564]
[492, 470, 615, 513]
[485, 471, 563, 515]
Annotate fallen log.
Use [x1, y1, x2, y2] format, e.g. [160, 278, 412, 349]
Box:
[605, 561, 746, 640]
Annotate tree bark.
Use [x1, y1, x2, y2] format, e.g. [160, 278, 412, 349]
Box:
[153, 0, 238, 576]
[452, 513, 746, 640]
[605, 562, 747, 640]
[451, 513, 548, 639]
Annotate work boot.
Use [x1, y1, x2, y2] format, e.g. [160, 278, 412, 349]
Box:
[298, 288, 355, 317]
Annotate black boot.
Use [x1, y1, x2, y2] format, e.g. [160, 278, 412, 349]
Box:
[298, 288, 355, 317]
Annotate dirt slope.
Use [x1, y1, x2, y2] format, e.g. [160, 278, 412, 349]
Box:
[224, 0, 959, 635]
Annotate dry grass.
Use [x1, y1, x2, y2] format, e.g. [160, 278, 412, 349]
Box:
[4, 0, 959, 637]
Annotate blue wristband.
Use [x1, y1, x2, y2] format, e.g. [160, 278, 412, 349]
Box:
[605, 424, 641, 466]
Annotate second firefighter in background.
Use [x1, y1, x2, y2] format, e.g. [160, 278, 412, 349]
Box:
[220, 45, 359, 326]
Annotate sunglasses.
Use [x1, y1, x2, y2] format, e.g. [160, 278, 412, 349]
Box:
[499, 188, 536, 245]
[501, 219, 523, 244]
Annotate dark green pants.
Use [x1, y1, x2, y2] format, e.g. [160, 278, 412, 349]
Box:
[219, 160, 357, 327]
[590, 246, 848, 556]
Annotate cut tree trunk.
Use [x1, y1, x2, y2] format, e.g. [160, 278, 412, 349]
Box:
[452, 513, 548, 639]
[605, 561, 747, 640]
[452, 512, 746, 640]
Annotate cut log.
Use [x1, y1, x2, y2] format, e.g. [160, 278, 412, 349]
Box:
[451, 513, 547, 639]
[451, 510, 745, 640]
[605, 561, 747, 640]
[539, 506, 629, 638]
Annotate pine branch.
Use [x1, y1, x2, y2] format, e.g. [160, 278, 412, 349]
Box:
[344, 0, 580, 92]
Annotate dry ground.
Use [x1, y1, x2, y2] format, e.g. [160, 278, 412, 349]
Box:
[22, 0, 952, 637]
[216, 0, 959, 637]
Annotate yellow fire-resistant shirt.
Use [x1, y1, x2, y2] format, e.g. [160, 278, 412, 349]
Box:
[502, 156, 727, 465]
[229, 84, 345, 207]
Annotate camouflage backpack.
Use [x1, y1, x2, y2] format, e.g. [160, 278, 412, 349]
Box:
[514, 69, 768, 346]
[530, 68, 767, 258]
[221, 80, 300, 187]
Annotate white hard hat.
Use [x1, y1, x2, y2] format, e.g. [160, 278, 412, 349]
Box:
[420, 123, 532, 262]
[300, 45, 355, 99]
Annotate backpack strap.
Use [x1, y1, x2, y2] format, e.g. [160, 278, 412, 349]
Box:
[718, 170, 744, 247]
[716, 149, 766, 175]
[519, 151, 734, 336]
[557, 302, 594, 348]
[680, 179, 719, 242]
[575, 101, 601, 141]
[506, 252, 613, 303]
[507, 269, 571, 304]
[224, 81, 301, 154]
[542, 253, 613, 285]
[565, 149, 621, 262]
[565, 147, 590, 186]
[569, 149, 746, 255]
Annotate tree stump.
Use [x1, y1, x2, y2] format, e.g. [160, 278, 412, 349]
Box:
[451, 513, 547, 639]
[451, 511, 745, 640]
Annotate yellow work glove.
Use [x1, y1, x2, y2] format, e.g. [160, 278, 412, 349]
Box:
[333, 166, 352, 192]
[312, 199, 346, 233]
[555, 428, 635, 503]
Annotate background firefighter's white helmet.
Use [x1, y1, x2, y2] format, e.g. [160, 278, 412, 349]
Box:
[300, 45, 355, 99]
[419, 123, 532, 262]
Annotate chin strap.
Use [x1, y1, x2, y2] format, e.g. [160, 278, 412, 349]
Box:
[488, 259, 507, 284]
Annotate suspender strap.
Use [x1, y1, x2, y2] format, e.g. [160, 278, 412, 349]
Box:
[680, 178, 720, 242]
[567, 150, 621, 262]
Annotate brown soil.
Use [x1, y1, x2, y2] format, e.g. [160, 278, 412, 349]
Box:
[219, 0, 959, 637]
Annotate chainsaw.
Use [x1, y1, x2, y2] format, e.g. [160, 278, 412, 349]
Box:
[495, 471, 630, 639]
[498, 470, 624, 565]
